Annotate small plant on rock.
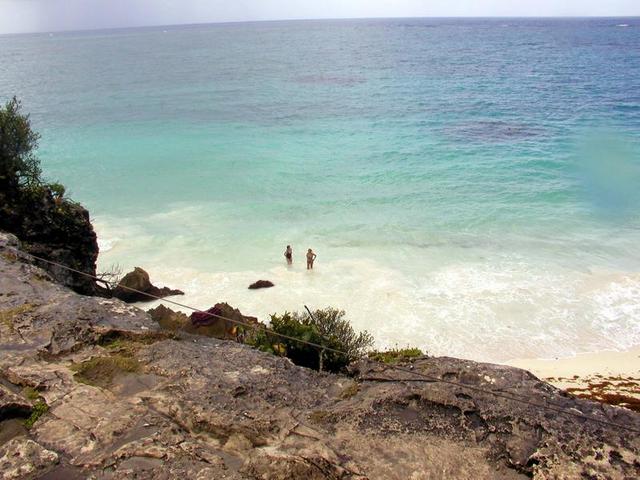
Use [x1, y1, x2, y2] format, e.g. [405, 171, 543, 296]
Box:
[23, 400, 48, 428]
[368, 347, 425, 364]
[95, 263, 123, 293]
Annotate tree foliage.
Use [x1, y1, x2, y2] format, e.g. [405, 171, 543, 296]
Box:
[0, 96, 41, 190]
[249, 307, 374, 373]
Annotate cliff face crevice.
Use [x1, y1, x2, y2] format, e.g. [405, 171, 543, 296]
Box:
[0, 187, 99, 295]
[1, 238, 640, 479]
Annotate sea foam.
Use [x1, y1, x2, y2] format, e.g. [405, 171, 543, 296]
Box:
[108, 252, 640, 363]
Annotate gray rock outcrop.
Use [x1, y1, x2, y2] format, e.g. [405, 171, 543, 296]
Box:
[1, 241, 639, 479]
[0, 181, 99, 296]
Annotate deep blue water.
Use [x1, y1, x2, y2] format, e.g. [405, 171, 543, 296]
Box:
[1, 18, 639, 361]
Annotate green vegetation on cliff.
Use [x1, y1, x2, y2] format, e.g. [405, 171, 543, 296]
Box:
[23, 400, 49, 429]
[248, 307, 374, 373]
[0, 97, 99, 294]
[0, 97, 41, 191]
[71, 355, 140, 388]
[368, 347, 425, 364]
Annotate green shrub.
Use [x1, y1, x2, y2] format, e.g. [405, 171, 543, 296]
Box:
[48, 182, 66, 199]
[248, 307, 373, 373]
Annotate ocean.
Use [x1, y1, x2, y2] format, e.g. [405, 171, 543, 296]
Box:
[1, 17, 639, 362]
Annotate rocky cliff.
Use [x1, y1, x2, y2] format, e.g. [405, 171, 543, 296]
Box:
[1, 234, 639, 479]
[0, 186, 99, 295]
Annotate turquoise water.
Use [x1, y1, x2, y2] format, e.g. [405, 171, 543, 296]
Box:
[2, 18, 640, 361]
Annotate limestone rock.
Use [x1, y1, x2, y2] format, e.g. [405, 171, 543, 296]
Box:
[0, 439, 59, 479]
[149, 303, 262, 343]
[0, 232, 19, 249]
[113, 267, 184, 303]
[248, 280, 275, 290]
[148, 304, 190, 331]
[0, 385, 32, 420]
[189, 303, 260, 340]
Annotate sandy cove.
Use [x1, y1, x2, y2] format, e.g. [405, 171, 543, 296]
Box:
[507, 347, 640, 412]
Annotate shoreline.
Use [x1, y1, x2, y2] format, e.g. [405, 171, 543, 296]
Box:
[506, 346, 640, 411]
[4, 236, 640, 477]
[101, 230, 640, 412]
[101, 251, 640, 364]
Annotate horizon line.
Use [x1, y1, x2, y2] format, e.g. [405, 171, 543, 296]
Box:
[1, 15, 638, 37]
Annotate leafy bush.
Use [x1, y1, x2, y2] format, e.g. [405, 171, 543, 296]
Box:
[0, 96, 41, 190]
[48, 181, 66, 199]
[249, 307, 374, 373]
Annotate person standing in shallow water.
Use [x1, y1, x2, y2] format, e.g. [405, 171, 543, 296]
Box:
[284, 245, 293, 265]
[306, 248, 317, 270]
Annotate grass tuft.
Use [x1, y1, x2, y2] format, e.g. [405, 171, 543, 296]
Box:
[23, 400, 48, 429]
[0, 304, 36, 332]
[368, 347, 425, 364]
[1, 251, 18, 262]
[22, 386, 40, 400]
[71, 355, 140, 388]
[309, 410, 332, 424]
[340, 382, 360, 399]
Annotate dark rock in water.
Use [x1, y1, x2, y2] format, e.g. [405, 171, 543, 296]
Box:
[189, 303, 260, 341]
[248, 280, 275, 290]
[0, 185, 99, 295]
[113, 267, 184, 303]
[147, 304, 190, 331]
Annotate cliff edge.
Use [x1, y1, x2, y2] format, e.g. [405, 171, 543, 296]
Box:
[0, 187, 99, 296]
[1, 233, 639, 479]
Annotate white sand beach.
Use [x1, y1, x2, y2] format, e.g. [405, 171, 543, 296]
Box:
[507, 347, 640, 411]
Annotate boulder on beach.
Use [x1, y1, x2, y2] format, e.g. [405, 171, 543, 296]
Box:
[148, 302, 261, 341]
[112, 267, 184, 303]
[148, 304, 190, 331]
[248, 280, 275, 290]
[190, 302, 260, 341]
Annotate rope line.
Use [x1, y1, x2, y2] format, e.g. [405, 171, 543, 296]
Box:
[4, 245, 639, 434]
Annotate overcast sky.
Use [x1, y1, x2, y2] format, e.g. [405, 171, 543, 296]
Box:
[1, 0, 639, 34]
